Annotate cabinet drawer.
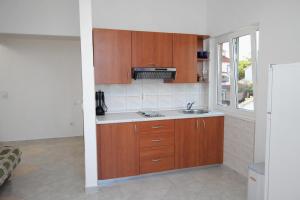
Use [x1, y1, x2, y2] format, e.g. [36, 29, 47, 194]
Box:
[140, 156, 174, 174]
[136, 120, 174, 133]
[139, 132, 174, 148]
[140, 146, 174, 159]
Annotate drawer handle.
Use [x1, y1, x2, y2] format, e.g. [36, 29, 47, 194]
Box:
[152, 159, 161, 162]
[250, 177, 256, 182]
[151, 139, 161, 142]
[152, 125, 163, 129]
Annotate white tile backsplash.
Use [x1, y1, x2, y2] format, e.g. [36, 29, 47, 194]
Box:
[96, 80, 208, 113]
[125, 96, 142, 111]
[105, 96, 126, 112]
[142, 95, 158, 110]
[158, 95, 173, 109]
[126, 83, 142, 96]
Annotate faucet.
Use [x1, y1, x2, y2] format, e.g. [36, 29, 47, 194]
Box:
[186, 102, 195, 110]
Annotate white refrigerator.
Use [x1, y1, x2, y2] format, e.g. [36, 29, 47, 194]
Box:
[265, 62, 300, 200]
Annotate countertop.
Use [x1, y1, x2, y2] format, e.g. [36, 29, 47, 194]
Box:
[96, 110, 224, 124]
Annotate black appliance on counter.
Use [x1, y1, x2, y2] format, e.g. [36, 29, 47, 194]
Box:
[95, 90, 107, 115]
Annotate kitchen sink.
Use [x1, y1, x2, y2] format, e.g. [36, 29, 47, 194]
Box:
[180, 109, 209, 114]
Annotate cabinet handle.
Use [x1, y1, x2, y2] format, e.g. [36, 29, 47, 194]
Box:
[152, 125, 163, 129]
[151, 139, 161, 142]
[152, 159, 161, 162]
[134, 124, 137, 133]
[196, 120, 199, 129]
[202, 120, 206, 129]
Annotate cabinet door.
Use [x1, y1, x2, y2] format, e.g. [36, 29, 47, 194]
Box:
[132, 31, 173, 67]
[153, 32, 173, 67]
[172, 34, 198, 83]
[93, 29, 132, 84]
[175, 118, 199, 168]
[203, 117, 224, 165]
[97, 123, 138, 180]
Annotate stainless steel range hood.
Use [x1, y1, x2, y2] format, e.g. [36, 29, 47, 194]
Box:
[132, 68, 176, 80]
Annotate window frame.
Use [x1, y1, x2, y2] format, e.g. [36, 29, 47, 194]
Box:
[214, 26, 259, 120]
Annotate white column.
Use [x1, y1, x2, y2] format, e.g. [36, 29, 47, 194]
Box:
[78, 0, 98, 188]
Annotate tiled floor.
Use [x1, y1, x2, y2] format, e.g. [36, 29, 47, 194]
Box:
[0, 137, 247, 200]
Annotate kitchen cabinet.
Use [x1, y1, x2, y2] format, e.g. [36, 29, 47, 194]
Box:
[172, 34, 198, 83]
[96, 123, 138, 180]
[136, 120, 175, 174]
[175, 118, 200, 168]
[174, 117, 224, 169]
[93, 29, 132, 84]
[132, 31, 173, 68]
[203, 117, 224, 164]
[96, 117, 223, 180]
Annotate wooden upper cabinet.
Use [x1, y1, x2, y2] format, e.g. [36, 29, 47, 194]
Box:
[96, 123, 138, 180]
[172, 34, 198, 83]
[132, 31, 173, 67]
[93, 29, 132, 84]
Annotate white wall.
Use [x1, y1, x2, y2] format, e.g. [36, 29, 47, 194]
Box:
[0, 0, 80, 36]
[92, 0, 207, 34]
[207, 0, 261, 37]
[207, 0, 300, 162]
[96, 81, 209, 113]
[0, 35, 83, 141]
[255, 0, 300, 162]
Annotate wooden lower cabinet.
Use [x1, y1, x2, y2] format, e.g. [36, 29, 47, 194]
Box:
[204, 117, 224, 164]
[96, 123, 138, 180]
[96, 117, 224, 180]
[175, 117, 224, 169]
[137, 120, 175, 174]
[175, 118, 200, 168]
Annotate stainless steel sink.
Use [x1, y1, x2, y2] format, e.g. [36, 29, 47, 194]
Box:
[180, 109, 209, 114]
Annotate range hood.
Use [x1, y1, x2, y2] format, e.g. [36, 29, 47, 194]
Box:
[132, 68, 176, 80]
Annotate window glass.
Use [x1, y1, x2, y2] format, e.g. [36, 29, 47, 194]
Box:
[217, 42, 231, 106]
[234, 35, 254, 110]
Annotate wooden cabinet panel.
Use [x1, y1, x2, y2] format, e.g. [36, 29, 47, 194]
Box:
[132, 31, 154, 67]
[140, 146, 174, 159]
[97, 123, 138, 180]
[132, 31, 173, 67]
[139, 132, 174, 148]
[203, 117, 224, 165]
[93, 29, 132, 84]
[175, 118, 200, 168]
[136, 119, 175, 174]
[196, 118, 206, 166]
[174, 117, 224, 169]
[172, 34, 198, 83]
[153, 33, 173, 67]
[140, 156, 174, 174]
[136, 120, 174, 133]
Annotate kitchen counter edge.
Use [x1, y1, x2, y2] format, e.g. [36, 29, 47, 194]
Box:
[96, 111, 225, 125]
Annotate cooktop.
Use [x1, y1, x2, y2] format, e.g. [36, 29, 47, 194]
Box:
[137, 111, 165, 118]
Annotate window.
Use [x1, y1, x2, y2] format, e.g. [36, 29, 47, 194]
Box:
[217, 42, 231, 106]
[216, 27, 259, 117]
